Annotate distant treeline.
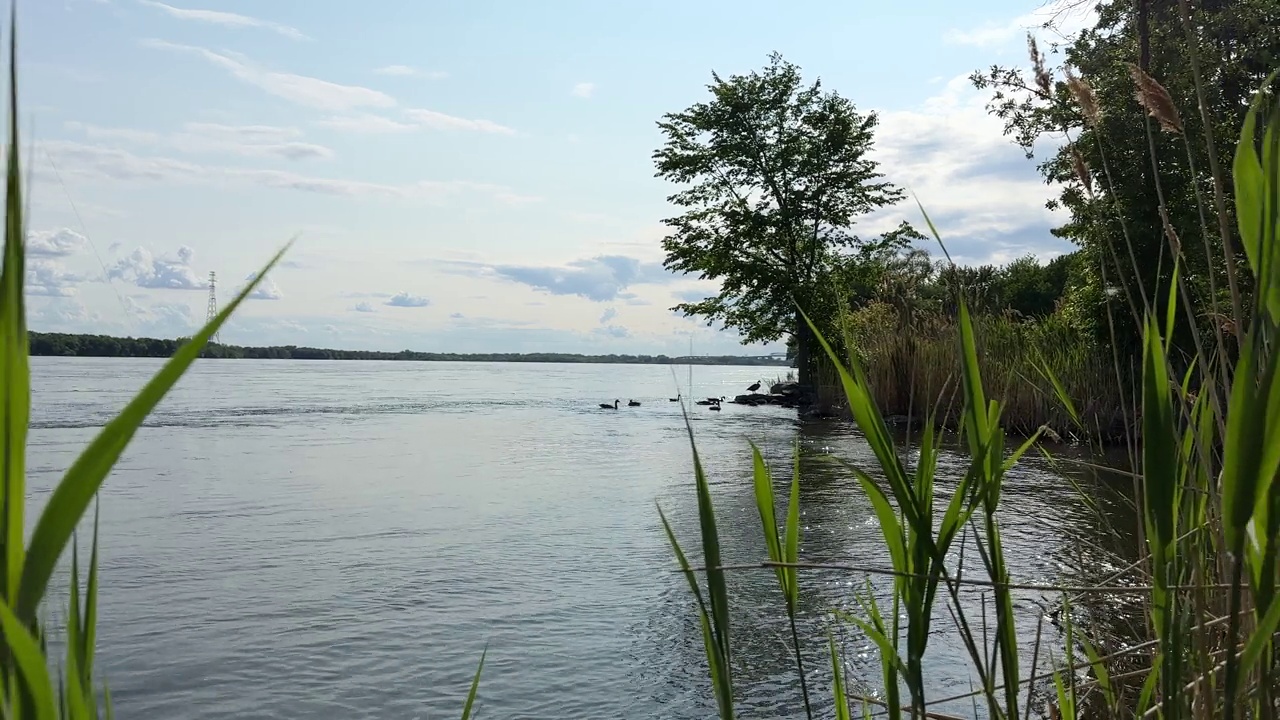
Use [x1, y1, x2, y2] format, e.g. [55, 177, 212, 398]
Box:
[28, 332, 791, 366]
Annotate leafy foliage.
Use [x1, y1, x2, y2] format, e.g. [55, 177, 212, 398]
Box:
[653, 52, 913, 387]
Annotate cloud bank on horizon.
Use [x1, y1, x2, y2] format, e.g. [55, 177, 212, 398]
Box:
[24, 0, 1084, 354]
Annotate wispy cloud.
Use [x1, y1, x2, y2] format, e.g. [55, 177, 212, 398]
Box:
[352, 301, 378, 313]
[571, 82, 595, 98]
[474, 255, 676, 302]
[41, 140, 542, 205]
[65, 121, 334, 161]
[374, 65, 448, 79]
[318, 109, 515, 136]
[314, 114, 416, 133]
[943, 0, 1097, 47]
[401, 109, 515, 135]
[143, 40, 394, 111]
[138, 1, 309, 41]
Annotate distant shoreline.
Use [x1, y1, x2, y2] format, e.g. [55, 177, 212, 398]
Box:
[29, 331, 793, 367]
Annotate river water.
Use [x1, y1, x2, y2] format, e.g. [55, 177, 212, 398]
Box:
[27, 358, 1136, 719]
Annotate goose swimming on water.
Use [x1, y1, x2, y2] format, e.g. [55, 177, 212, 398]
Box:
[669, 393, 681, 402]
[599, 399, 619, 409]
[708, 403, 721, 411]
[628, 399, 641, 407]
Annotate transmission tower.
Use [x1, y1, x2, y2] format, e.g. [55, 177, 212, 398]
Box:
[206, 271, 221, 345]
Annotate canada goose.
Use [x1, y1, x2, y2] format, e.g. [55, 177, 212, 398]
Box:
[628, 399, 641, 407]
[695, 399, 712, 406]
[708, 403, 721, 411]
[599, 399, 619, 409]
[747, 381, 761, 392]
[669, 394, 681, 402]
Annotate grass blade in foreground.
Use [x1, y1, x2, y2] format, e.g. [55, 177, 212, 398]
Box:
[459, 647, 486, 720]
[16, 241, 292, 623]
[0, 0, 29, 609]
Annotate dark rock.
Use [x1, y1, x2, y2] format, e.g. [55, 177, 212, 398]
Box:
[771, 381, 801, 396]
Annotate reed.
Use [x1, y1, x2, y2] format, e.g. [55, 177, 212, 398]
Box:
[821, 303, 1123, 440]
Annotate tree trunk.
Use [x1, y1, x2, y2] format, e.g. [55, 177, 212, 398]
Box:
[794, 310, 813, 392]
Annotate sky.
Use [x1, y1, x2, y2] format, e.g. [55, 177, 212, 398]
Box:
[21, 0, 1096, 355]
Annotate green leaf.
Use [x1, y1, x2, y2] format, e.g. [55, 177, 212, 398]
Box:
[829, 635, 852, 720]
[0, 597, 58, 720]
[0, 0, 29, 605]
[1234, 69, 1280, 320]
[16, 243, 292, 623]
[657, 504, 733, 720]
[784, 441, 801, 607]
[458, 646, 486, 720]
[1141, 315, 1178, 554]
[750, 442, 784, 592]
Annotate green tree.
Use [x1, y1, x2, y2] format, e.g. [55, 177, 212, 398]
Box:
[972, 0, 1280, 356]
[653, 52, 911, 391]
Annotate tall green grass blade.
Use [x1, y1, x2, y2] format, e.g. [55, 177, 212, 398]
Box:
[1080, 637, 1114, 714]
[1032, 351, 1081, 427]
[657, 504, 733, 720]
[62, 642, 90, 720]
[1234, 70, 1280, 320]
[458, 647, 485, 720]
[0, 599, 56, 720]
[749, 443, 783, 589]
[16, 243, 291, 623]
[784, 441, 801, 606]
[1141, 316, 1179, 555]
[83, 504, 100, 705]
[829, 635, 852, 720]
[0, 0, 28, 606]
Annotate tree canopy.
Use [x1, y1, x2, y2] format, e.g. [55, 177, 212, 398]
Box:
[972, 0, 1280, 356]
[653, 52, 913, 388]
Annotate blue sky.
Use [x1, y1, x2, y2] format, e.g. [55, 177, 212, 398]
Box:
[23, 0, 1093, 354]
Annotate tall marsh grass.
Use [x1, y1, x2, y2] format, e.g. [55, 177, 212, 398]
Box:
[661, 69, 1280, 719]
[818, 302, 1124, 440]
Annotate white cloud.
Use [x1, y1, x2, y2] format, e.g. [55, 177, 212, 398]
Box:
[28, 228, 88, 257]
[138, 1, 309, 40]
[314, 114, 417, 133]
[352, 301, 377, 313]
[867, 74, 1070, 264]
[65, 121, 334, 161]
[40, 140, 541, 205]
[108, 245, 205, 290]
[244, 271, 283, 300]
[571, 82, 595, 98]
[319, 109, 515, 135]
[143, 40, 394, 111]
[944, 0, 1098, 47]
[401, 109, 515, 135]
[27, 260, 86, 297]
[385, 292, 430, 308]
[374, 65, 448, 79]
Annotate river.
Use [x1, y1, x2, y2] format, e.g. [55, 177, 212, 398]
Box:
[27, 357, 1137, 719]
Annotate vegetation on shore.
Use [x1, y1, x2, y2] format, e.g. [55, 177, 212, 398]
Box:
[28, 331, 789, 366]
[657, 0, 1280, 715]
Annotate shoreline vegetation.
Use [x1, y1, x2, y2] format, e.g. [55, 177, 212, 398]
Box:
[27, 331, 790, 366]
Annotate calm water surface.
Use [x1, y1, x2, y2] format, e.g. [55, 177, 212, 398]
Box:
[28, 358, 1135, 719]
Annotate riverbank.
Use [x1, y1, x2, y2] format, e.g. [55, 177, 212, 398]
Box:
[28, 331, 790, 367]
